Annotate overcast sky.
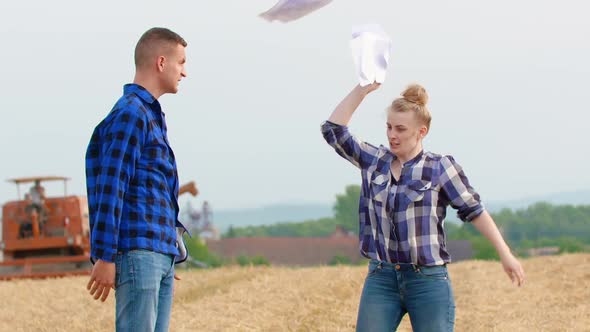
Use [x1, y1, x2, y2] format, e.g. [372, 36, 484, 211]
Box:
[1, 0, 589, 210]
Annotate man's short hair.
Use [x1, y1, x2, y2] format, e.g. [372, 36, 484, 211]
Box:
[134, 27, 187, 68]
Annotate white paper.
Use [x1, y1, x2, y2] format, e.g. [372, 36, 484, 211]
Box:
[350, 24, 392, 86]
[259, 0, 333, 23]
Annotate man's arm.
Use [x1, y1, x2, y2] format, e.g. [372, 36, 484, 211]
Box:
[86, 107, 146, 302]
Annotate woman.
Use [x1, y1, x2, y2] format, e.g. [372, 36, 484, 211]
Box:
[321, 83, 525, 332]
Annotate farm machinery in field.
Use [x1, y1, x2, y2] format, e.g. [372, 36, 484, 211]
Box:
[0, 176, 198, 280]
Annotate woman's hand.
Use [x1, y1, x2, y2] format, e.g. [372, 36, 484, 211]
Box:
[471, 211, 525, 287]
[359, 82, 381, 95]
[500, 252, 525, 287]
[328, 83, 381, 126]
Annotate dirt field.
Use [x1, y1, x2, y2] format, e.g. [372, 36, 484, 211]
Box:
[0, 254, 588, 332]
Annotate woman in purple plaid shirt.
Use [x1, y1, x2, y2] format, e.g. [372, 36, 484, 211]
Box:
[322, 83, 525, 332]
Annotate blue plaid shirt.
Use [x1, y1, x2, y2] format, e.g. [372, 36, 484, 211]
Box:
[85, 84, 184, 263]
[321, 121, 485, 266]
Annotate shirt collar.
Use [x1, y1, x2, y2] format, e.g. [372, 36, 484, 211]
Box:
[391, 149, 424, 167]
[124, 83, 157, 105]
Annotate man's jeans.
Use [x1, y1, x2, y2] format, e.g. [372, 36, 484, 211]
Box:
[115, 250, 175, 332]
[356, 260, 455, 332]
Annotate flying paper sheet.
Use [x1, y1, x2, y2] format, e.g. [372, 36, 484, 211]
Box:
[260, 0, 333, 23]
[350, 24, 392, 86]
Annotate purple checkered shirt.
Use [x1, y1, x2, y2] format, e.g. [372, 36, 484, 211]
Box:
[321, 120, 485, 266]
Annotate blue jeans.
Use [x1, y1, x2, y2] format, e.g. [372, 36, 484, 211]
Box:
[115, 250, 175, 332]
[356, 260, 455, 332]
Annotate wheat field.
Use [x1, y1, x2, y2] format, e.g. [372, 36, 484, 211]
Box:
[0, 254, 588, 332]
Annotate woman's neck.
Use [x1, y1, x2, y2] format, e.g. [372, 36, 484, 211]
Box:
[397, 144, 423, 165]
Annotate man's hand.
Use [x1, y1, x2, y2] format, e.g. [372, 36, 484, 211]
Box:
[172, 273, 181, 297]
[87, 259, 116, 302]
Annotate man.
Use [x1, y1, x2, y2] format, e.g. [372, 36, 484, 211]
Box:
[85, 27, 188, 332]
[28, 180, 48, 231]
[29, 180, 46, 208]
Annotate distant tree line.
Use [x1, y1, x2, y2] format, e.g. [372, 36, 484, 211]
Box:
[224, 217, 342, 238]
[447, 202, 590, 259]
[223, 185, 360, 238]
[222, 185, 590, 259]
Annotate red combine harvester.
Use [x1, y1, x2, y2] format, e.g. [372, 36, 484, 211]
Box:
[0, 176, 90, 279]
[0, 177, 198, 280]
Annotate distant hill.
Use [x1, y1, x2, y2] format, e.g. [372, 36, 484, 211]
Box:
[202, 190, 590, 232]
[445, 190, 590, 223]
[212, 203, 333, 232]
[485, 190, 590, 212]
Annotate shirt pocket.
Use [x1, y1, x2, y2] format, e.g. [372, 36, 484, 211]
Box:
[399, 179, 436, 210]
[369, 174, 389, 203]
[406, 179, 432, 201]
[144, 138, 173, 171]
[140, 136, 175, 190]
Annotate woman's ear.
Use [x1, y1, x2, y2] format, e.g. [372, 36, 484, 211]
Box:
[420, 125, 428, 138]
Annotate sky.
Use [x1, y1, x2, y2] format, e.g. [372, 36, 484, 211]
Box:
[1, 0, 589, 211]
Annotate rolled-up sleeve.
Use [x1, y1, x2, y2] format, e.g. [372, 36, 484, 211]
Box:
[321, 120, 379, 170]
[439, 155, 485, 222]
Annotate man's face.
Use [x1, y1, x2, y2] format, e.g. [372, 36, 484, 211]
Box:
[161, 44, 187, 94]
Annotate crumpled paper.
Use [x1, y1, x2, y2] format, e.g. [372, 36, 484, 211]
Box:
[350, 24, 392, 86]
[259, 0, 333, 23]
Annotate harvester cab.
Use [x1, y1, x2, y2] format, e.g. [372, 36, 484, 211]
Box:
[0, 176, 91, 279]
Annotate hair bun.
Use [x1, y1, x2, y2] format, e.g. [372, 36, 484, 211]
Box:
[402, 84, 428, 106]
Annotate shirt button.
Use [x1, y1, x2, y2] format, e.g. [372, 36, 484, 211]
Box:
[395, 265, 401, 270]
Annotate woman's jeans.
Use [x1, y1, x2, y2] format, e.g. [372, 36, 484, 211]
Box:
[356, 259, 455, 332]
[115, 249, 175, 332]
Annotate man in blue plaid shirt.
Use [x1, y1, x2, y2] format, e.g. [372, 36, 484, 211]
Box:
[85, 27, 188, 332]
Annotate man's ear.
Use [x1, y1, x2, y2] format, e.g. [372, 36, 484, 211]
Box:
[156, 56, 166, 73]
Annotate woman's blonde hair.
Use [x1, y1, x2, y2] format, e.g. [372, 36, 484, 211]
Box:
[389, 84, 432, 130]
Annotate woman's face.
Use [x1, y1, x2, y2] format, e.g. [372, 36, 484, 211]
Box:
[386, 110, 427, 158]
